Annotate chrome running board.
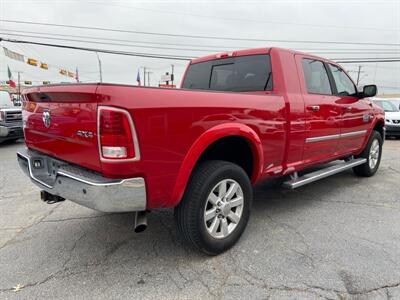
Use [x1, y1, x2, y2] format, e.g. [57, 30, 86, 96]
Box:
[282, 158, 367, 189]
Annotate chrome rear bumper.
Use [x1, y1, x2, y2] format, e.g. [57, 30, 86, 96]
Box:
[17, 148, 146, 212]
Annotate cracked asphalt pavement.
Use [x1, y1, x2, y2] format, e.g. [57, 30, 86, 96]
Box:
[1, 139, 400, 299]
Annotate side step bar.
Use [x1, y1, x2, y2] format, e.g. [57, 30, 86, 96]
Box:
[282, 158, 367, 189]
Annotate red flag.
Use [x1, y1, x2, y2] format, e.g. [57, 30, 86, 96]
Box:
[6, 80, 16, 88]
[7, 65, 16, 87]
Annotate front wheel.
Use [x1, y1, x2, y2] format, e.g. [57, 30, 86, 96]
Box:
[353, 130, 383, 177]
[175, 160, 252, 255]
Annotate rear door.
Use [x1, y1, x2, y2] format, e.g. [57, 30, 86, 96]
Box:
[296, 55, 341, 163]
[326, 64, 371, 153]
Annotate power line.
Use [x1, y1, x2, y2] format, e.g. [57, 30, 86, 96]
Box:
[83, 1, 399, 32]
[0, 28, 229, 50]
[3, 31, 400, 57]
[337, 59, 400, 63]
[0, 37, 192, 61]
[2, 29, 399, 53]
[1, 19, 400, 47]
[1, 29, 399, 55]
[0, 31, 223, 53]
[2, 37, 400, 65]
[332, 57, 400, 60]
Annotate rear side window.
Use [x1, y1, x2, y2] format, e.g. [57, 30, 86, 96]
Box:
[328, 64, 357, 97]
[182, 54, 272, 92]
[301, 59, 332, 95]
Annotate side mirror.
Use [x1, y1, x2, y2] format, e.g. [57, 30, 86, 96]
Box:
[360, 84, 377, 98]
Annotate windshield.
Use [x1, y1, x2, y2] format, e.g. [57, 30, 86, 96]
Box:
[374, 100, 399, 112]
[0, 91, 13, 108]
[182, 54, 272, 92]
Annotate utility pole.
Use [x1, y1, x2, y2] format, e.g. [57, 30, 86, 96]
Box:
[95, 52, 103, 83]
[356, 65, 362, 86]
[147, 72, 153, 87]
[16, 71, 23, 100]
[171, 64, 174, 86]
[373, 62, 378, 83]
[142, 67, 146, 86]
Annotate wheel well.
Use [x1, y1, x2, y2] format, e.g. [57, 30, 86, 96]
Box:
[197, 136, 253, 179]
[373, 121, 385, 139]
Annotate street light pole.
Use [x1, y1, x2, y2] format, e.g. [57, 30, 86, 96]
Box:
[171, 64, 174, 86]
[95, 52, 103, 83]
[356, 66, 362, 86]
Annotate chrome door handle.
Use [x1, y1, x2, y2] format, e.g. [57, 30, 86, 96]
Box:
[307, 105, 320, 112]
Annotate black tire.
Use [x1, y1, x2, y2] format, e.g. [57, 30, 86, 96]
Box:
[353, 130, 383, 177]
[175, 160, 252, 255]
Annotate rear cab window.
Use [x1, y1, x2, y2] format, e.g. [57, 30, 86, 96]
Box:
[182, 54, 272, 92]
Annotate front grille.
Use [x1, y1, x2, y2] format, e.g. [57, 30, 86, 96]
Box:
[392, 120, 400, 124]
[5, 111, 22, 123]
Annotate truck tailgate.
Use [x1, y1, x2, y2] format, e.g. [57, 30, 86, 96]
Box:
[23, 84, 102, 172]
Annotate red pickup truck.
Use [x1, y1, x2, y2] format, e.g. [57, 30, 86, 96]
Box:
[18, 47, 384, 255]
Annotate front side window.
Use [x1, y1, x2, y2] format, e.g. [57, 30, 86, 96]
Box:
[182, 54, 272, 92]
[301, 59, 332, 95]
[328, 64, 357, 97]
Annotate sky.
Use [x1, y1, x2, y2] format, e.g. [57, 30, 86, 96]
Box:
[0, 0, 399, 94]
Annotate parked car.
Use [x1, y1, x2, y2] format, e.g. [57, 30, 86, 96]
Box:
[17, 47, 384, 255]
[389, 99, 400, 110]
[372, 98, 400, 138]
[0, 91, 23, 143]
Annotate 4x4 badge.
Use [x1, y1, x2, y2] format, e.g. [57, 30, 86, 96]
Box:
[363, 114, 371, 123]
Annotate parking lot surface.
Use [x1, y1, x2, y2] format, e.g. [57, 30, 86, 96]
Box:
[0, 139, 399, 299]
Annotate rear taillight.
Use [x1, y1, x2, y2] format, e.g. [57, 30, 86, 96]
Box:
[97, 106, 140, 161]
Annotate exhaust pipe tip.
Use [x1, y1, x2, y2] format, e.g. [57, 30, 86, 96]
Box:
[134, 223, 147, 233]
[40, 190, 65, 204]
[134, 211, 147, 233]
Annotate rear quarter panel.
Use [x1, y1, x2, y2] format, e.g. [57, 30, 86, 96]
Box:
[96, 85, 286, 208]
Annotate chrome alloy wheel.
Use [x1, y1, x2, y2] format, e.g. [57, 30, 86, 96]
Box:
[204, 179, 244, 239]
[369, 139, 380, 169]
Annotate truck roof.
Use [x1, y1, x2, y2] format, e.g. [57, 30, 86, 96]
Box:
[190, 47, 336, 65]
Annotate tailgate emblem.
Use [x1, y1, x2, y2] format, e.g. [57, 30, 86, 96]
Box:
[42, 110, 51, 128]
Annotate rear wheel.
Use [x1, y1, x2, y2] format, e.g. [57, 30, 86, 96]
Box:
[175, 160, 252, 255]
[353, 130, 382, 177]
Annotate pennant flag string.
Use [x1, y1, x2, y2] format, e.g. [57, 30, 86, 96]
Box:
[2, 46, 77, 79]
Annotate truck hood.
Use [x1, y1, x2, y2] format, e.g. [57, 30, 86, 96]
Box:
[385, 111, 400, 119]
[0, 107, 21, 112]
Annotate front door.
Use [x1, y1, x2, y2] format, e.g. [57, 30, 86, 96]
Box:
[296, 56, 341, 164]
[326, 64, 372, 154]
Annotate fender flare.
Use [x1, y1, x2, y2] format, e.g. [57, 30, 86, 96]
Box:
[357, 116, 385, 156]
[171, 123, 264, 206]
[371, 117, 386, 142]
